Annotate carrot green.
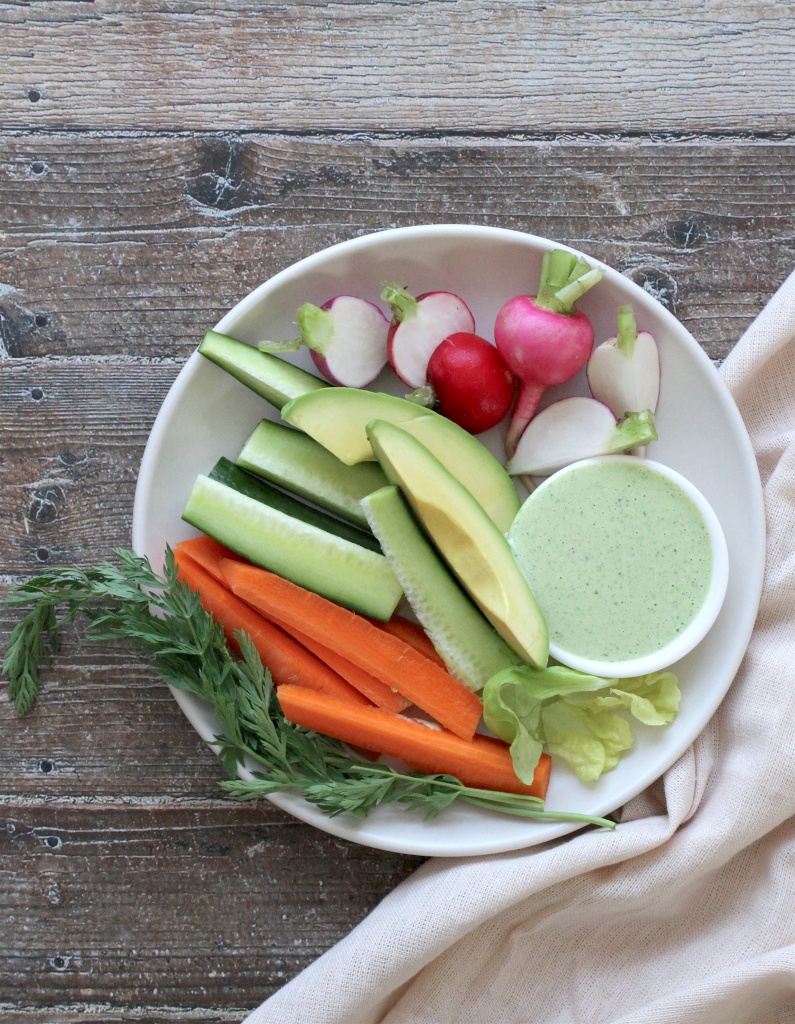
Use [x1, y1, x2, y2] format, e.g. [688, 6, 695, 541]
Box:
[1, 549, 615, 827]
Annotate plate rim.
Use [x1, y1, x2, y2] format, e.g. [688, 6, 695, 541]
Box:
[132, 223, 766, 857]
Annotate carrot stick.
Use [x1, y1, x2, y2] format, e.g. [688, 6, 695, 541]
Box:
[176, 537, 412, 712]
[267, 614, 412, 714]
[221, 559, 484, 741]
[174, 551, 372, 706]
[174, 535, 243, 582]
[277, 684, 550, 799]
[370, 615, 446, 669]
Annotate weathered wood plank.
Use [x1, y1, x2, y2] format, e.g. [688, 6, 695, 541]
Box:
[0, 598, 243, 801]
[0, 360, 177, 573]
[2, 1010, 245, 1024]
[1, 134, 793, 362]
[1, 1011, 244, 1024]
[0, 806, 421, 1008]
[1, 1, 794, 132]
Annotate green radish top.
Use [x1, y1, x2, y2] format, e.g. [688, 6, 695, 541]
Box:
[381, 282, 420, 322]
[535, 249, 604, 315]
[616, 303, 638, 358]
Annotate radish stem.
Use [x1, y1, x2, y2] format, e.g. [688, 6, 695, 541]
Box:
[616, 304, 638, 358]
[405, 385, 436, 408]
[536, 250, 604, 314]
[257, 302, 335, 356]
[258, 339, 302, 353]
[295, 303, 333, 354]
[381, 283, 420, 322]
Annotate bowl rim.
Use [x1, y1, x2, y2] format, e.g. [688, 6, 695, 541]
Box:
[131, 223, 763, 856]
[525, 454, 730, 678]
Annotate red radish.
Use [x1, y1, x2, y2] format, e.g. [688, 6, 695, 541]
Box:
[381, 283, 475, 388]
[505, 396, 658, 477]
[259, 296, 389, 388]
[495, 249, 604, 457]
[587, 304, 661, 418]
[414, 332, 515, 434]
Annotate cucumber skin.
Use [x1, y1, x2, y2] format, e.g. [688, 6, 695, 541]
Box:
[209, 457, 380, 553]
[361, 485, 523, 690]
[237, 420, 387, 529]
[199, 330, 328, 409]
[183, 475, 402, 620]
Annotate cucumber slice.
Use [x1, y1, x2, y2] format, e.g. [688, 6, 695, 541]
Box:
[209, 457, 380, 552]
[183, 475, 402, 620]
[199, 330, 328, 409]
[362, 486, 523, 690]
[237, 420, 388, 529]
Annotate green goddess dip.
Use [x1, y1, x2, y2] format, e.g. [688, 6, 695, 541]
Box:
[507, 459, 714, 663]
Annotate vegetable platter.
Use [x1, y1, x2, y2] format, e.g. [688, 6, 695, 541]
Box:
[130, 224, 763, 857]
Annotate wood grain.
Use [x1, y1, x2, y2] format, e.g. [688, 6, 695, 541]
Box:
[0, 805, 420, 1010]
[2, 3, 793, 1014]
[1, 134, 793, 363]
[2, 1, 794, 132]
[0, 360, 176, 574]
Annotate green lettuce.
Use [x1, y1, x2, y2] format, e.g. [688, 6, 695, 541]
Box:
[482, 665, 681, 784]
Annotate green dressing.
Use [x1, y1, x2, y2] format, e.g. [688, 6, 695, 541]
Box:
[507, 460, 713, 663]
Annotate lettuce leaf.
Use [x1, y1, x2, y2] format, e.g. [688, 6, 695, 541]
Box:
[482, 665, 681, 784]
[541, 701, 634, 781]
[481, 674, 545, 785]
[564, 672, 681, 727]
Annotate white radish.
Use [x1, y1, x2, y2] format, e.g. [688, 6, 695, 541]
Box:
[381, 283, 475, 388]
[586, 304, 660, 418]
[259, 296, 389, 388]
[505, 396, 658, 477]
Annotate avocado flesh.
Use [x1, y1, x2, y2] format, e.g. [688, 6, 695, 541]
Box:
[367, 419, 549, 668]
[362, 485, 524, 690]
[399, 415, 519, 534]
[282, 387, 520, 533]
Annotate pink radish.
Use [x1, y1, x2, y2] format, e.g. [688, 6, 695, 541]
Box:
[505, 396, 658, 477]
[413, 332, 515, 435]
[587, 304, 661, 417]
[381, 283, 475, 388]
[259, 297, 389, 388]
[495, 249, 604, 457]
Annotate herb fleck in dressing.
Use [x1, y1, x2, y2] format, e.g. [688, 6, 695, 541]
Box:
[508, 460, 713, 662]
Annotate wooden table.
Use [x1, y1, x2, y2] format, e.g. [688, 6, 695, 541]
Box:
[1, 2, 792, 1019]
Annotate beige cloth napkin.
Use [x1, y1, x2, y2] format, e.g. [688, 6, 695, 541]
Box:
[246, 273, 795, 1024]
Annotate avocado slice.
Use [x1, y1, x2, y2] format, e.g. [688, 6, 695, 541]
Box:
[281, 387, 520, 533]
[362, 485, 524, 690]
[366, 419, 549, 668]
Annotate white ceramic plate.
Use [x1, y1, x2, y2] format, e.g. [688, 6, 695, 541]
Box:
[132, 225, 765, 858]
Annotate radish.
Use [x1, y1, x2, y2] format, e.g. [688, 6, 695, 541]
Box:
[411, 332, 516, 435]
[494, 249, 604, 457]
[258, 296, 389, 388]
[586, 304, 661, 418]
[381, 283, 475, 388]
[504, 396, 658, 477]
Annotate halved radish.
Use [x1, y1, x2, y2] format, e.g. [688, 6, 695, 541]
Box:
[586, 304, 661, 418]
[505, 396, 658, 477]
[259, 296, 389, 388]
[381, 283, 475, 388]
